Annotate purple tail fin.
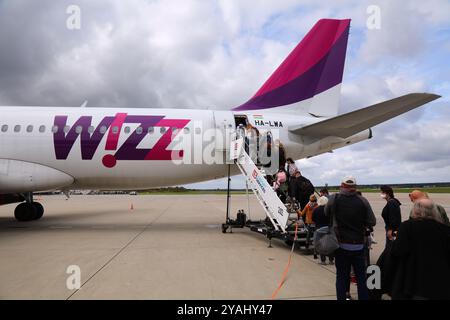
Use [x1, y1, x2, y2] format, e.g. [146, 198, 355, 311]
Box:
[233, 19, 350, 113]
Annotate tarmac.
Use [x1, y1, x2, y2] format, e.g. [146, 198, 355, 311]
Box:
[0, 193, 449, 300]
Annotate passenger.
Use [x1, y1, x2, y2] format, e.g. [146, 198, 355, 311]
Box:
[319, 188, 330, 199]
[276, 140, 287, 170]
[299, 194, 318, 225]
[273, 168, 288, 203]
[286, 158, 298, 199]
[409, 190, 450, 225]
[388, 199, 450, 300]
[272, 169, 285, 190]
[244, 120, 259, 162]
[359, 191, 375, 297]
[380, 185, 402, 248]
[325, 176, 376, 300]
[286, 158, 298, 177]
[299, 194, 318, 253]
[293, 170, 315, 210]
[259, 132, 272, 168]
[237, 123, 245, 139]
[312, 196, 334, 265]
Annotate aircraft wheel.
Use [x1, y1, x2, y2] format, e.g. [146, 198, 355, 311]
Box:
[33, 202, 44, 220]
[14, 203, 37, 222]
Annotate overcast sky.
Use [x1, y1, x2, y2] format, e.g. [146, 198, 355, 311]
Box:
[0, 0, 449, 188]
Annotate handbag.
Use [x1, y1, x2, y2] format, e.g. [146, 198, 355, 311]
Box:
[313, 195, 340, 256]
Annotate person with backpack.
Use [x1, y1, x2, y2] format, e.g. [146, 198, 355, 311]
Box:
[325, 176, 376, 300]
[292, 170, 315, 210]
[312, 196, 335, 265]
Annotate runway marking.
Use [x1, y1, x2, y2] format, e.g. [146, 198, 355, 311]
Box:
[90, 226, 114, 229]
[205, 224, 220, 229]
[49, 226, 73, 229]
[66, 201, 173, 300]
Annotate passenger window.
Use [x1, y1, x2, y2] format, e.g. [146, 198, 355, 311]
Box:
[100, 126, 107, 134]
[88, 126, 94, 134]
[124, 126, 131, 134]
[51, 125, 59, 133]
[184, 127, 190, 134]
[148, 127, 154, 134]
[160, 127, 166, 134]
[75, 126, 83, 134]
[26, 125, 33, 133]
[39, 125, 45, 133]
[14, 125, 21, 132]
[195, 127, 201, 135]
[64, 126, 70, 133]
[1, 125, 8, 132]
[136, 126, 143, 134]
[112, 126, 119, 134]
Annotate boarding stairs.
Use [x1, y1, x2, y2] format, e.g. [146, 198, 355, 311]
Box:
[229, 136, 289, 233]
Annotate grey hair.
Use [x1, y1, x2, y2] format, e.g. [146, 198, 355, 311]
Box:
[411, 200, 443, 224]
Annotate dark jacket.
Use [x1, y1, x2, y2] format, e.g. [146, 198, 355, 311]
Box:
[312, 206, 329, 228]
[293, 176, 315, 209]
[325, 190, 376, 244]
[389, 219, 450, 300]
[382, 198, 402, 232]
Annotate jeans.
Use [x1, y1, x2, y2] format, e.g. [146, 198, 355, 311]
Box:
[335, 248, 369, 300]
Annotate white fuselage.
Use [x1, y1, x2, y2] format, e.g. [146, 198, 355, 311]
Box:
[0, 106, 370, 193]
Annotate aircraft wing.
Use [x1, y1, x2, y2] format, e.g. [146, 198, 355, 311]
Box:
[289, 93, 441, 138]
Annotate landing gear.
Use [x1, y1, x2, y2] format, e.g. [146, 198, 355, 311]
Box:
[14, 203, 36, 221]
[14, 193, 44, 221]
[33, 202, 44, 220]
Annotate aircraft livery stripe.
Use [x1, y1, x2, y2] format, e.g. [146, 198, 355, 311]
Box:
[252, 19, 350, 99]
[233, 23, 349, 111]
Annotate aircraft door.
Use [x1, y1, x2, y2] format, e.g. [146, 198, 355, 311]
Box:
[213, 111, 235, 151]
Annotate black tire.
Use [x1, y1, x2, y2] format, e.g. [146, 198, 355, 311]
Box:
[33, 202, 44, 220]
[14, 203, 37, 222]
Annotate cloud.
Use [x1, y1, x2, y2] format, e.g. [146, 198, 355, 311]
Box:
[358, 1, 427, 65]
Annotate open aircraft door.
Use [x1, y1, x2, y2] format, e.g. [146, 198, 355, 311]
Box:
[213, 111, 235, 151]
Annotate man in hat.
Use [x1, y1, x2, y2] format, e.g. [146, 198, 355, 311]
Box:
[325, 176, 376, 300]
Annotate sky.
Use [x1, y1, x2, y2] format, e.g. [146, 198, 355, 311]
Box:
[0, 0, 449, 189]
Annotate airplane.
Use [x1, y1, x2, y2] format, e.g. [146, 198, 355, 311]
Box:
[0, 18, 440, 221]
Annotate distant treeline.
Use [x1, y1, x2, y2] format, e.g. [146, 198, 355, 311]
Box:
[325, 182, 450, 189]
[35, 182, 450, 195]
[140, 183, 450, 194]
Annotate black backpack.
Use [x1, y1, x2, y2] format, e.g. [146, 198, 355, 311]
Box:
[301, 178, 315, 197]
